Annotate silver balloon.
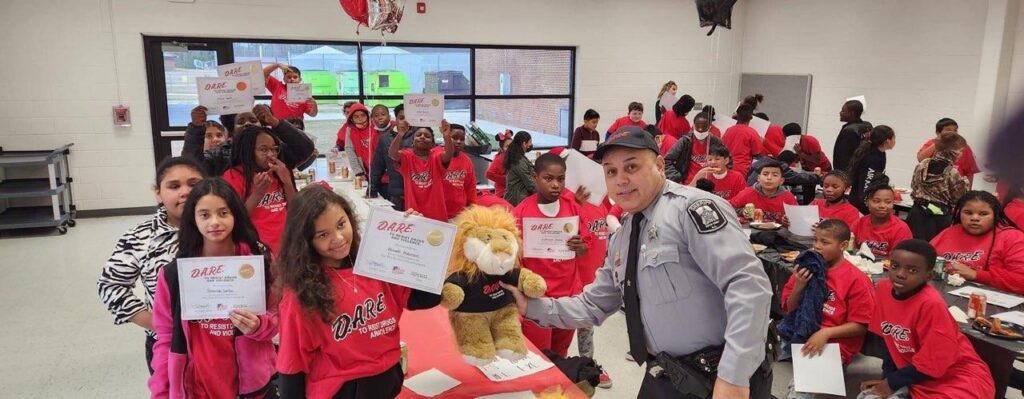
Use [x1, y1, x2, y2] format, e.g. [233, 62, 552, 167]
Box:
[367, 0, 406, 34]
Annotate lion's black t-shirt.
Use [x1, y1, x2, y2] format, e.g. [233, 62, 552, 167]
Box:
[446, 269, 522, 313]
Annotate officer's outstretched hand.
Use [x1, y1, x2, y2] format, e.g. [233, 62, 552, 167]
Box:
[712, 378, 750, 399]
[499, 282, 527, 315]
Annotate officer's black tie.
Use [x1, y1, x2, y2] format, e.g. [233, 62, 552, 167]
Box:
[624, 212, 647, 366]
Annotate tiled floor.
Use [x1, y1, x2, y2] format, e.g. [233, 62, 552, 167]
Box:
[0, 215, 1019, 398]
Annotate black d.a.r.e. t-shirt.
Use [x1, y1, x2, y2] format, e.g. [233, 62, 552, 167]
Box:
[446, 269, 523, 313]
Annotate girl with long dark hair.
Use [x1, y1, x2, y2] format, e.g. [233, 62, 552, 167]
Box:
[502, 131, 536, 206]
[274, 185, 440, 398]
[932, 190, 1024, 294]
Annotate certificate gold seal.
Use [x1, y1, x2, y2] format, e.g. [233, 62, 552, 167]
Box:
[238, 264, 255, 279]
[430, 98, 440, 107]
[426, 230, 445, 246]
[236, 81, 248, 92]
[563, 223, 575, 234]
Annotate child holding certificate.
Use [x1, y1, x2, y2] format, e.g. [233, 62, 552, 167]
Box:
[275, 185, 441, 399]
[262, 63, 318, 120]
[222, 126, 298, 254]
[150, 178, 278, 399]
[388, 123, 450, 222]
[513, 152, 590, 358]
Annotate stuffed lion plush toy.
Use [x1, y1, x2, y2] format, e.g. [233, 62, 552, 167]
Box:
[441, 205, 547, 365]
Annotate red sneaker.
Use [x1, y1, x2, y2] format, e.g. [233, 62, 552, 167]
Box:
[597, 369, 613, 389]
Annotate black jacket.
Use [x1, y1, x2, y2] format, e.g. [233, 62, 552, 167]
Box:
[849, 148, 887, 213]
[832, 120, 872, 172]
[370, 127, 414, 201]
[182, 121, 316, 177]
[663, 133, 725, 184]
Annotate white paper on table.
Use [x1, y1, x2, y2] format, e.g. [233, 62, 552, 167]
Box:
[475, 391, 536, 399]
[784, 204, 819, 237]
[712, 114, 737, 133]
[177, 255, 266, 320]
[659, 92, 677, 110]
[564, 149, 607, 206]
[522, 216, 579, 260]
[404, 94, 444, 127]
[403, 368, 461, 397]
[353, 207, 457, 294]
[991, 311, 1024, 326]
[217, 60, 265, 95]
[949, 306, 970, 323]
[949, 286, 1024, 308]
[286, 83, 312, 103]
[792, 343, 846, 396]
[580, 140, 598, 152]
[846, 95, 867, 111]
[749, 116, 771, 138]
[196, 77, 255, 115]
[475, 351, 555, 382]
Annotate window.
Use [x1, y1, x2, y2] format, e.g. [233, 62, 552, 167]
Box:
[144, 37, 574, 164]
[361, 46, 471, 96]
[475, 99, 570, 148]
[499, 73, 511, 95]
[475, 49, 572, 96]
[162, 45, 220, 127]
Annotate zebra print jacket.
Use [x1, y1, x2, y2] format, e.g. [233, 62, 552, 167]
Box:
[97, 208, 178, 337]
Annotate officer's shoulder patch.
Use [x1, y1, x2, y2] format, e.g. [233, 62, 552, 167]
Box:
[686, 198, 727, 234]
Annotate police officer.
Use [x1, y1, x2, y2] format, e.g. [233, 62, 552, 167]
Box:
[503, 126, 773, 398]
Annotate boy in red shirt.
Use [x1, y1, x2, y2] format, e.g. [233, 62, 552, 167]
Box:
[439, 124, 478, 220]
[860, 239, 994, 399]
[852, 185, 912, 258]
[513, 153, 590, 358]
[729, 160, 797, 224]
[931, 190, 1024, 294]
[389, 124, 449, 222]
[689, 145, 746, 200]
[782, 219, 874, 397]
[811, 171, 862, 228]
[262, 63, 318, 120]
[644, 124, 677, 157]
[916, 118, 979, 186]
[723, 104, 764, 177]
[604, 102, 646, 140]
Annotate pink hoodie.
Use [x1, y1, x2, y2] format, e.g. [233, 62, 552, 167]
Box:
[149, 243, 278, 398]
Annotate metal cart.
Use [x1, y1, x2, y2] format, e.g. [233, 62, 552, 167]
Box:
[0, 144, 76, 234]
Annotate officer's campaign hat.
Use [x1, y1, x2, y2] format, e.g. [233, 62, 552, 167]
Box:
[594, 126, 660, 161]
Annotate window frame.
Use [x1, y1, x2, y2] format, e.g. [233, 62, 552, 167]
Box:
[143, 35, 576, 165]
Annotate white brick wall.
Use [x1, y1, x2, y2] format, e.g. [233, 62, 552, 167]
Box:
[739, 0, 989, 188]
[0, 0, 745, 210]
[1006, 2, 1024, 114]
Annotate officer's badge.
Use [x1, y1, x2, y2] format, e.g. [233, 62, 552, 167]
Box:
[687, 198, 727, 234]
[648, 225, 658, 240]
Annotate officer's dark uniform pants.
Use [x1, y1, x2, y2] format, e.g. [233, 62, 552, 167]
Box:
[637, 359, 774, 399]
